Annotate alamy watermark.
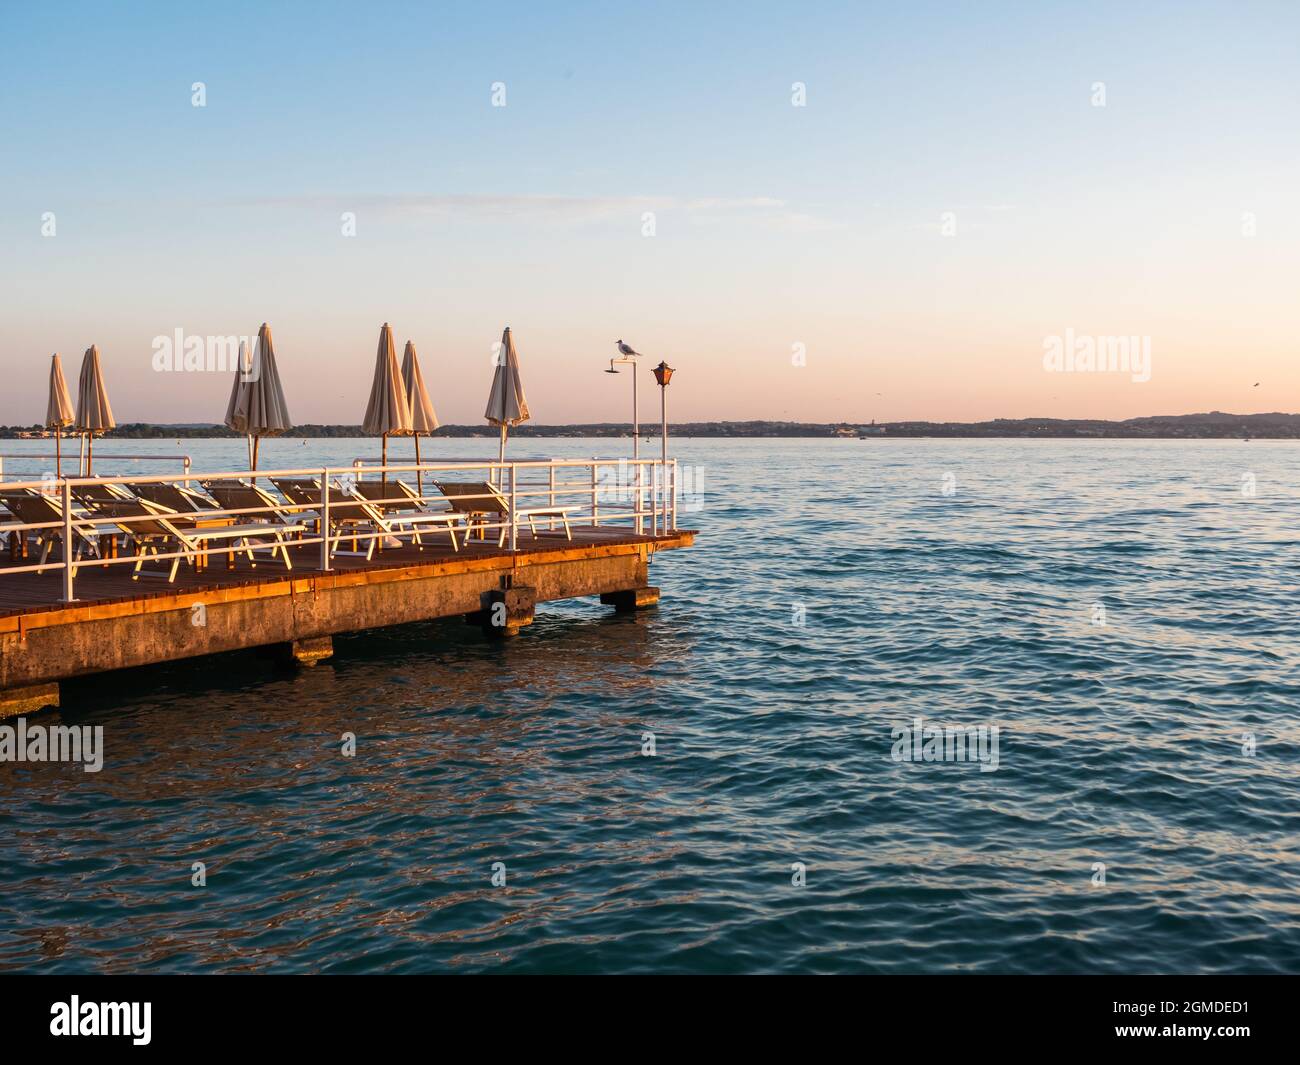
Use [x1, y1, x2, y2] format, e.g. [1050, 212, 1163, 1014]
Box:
[594, 460, 705, 514]
[890, 715, 1000, 772]
[151, 329, 261, 378]
[1043, 327, 1151, 383]
[1, 717, 103, 773]
[50, 996, 150, 1045]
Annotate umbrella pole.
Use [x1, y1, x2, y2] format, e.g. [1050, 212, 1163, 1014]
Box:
[78, 433, 86, 477]
[496, 425, 507, 487]
[252, 436, 260, 473]
[381, 433, 388, 489]
[55, 429, 61, 479]
[86, 433, 93, 477]
[414, 433, 422, 496]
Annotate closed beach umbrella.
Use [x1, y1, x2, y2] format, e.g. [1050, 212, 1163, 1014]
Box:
[223, 340, 252, 467]
[239, 323, 293, 471]
[401, 340, 438, 494]
[45, 353, 75, 477]
[484, 326, 530, 481]
[362, 323, 411, 484]
[74, 344, 115, 475]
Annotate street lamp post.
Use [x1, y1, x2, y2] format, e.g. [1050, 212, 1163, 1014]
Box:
[605, 353, 641, 533]
[652, 361, 674, 533]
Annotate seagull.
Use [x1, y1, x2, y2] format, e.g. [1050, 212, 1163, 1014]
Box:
[1253, 382, 1260, 387]
[616, 339, 642, 357]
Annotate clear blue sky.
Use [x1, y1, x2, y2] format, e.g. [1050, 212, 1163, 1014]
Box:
[2, 1, 1297, 425]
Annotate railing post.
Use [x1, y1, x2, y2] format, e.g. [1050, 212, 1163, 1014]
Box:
[658, 461, 665, 535]
[636, 457, 644, 536]
[670, 458, 677, 532]
[548, 460, 557, 532]
[645, 461, 653, 536]
[656, 460, 662, 534]
[320, 466, 332, 571]
[61, 478, 76, 602]
[509, 463, 518, 551]
[653, 461, 661, 536]
[591, 459, 600, 527]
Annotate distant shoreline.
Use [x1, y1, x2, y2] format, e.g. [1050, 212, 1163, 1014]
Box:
[2, 412, 1298, 440]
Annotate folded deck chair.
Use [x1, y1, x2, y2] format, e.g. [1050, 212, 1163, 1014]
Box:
[434, 481, 573, 547]
[0, 489, 102, 569]
[94, 499, 305, 582]
[129, 481, 219, 513]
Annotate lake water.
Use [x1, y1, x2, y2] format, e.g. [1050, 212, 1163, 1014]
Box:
[1, 437, 1298, 973]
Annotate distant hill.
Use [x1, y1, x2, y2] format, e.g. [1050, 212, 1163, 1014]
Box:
[877, 412, 1300, 438]
[2, 413, 1297, 439]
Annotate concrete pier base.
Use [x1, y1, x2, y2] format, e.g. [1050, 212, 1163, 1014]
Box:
[0, 682, 59, 719]
[600, 586, 660, 613]
[0, 530, 692, 693]
[279, 636, 334, 667]
[466, 586, 536, 638]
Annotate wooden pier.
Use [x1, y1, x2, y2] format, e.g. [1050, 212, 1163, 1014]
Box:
[0, 524, 694, 716]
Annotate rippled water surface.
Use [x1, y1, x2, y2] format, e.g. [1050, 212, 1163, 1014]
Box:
[2, 437, 1298, 973]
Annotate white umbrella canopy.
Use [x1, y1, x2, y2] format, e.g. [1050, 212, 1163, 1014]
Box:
[223, 340, 250, 433]
[401, 340, 438, 494]
[362, 323, 412, 480]
[45, 353, 75, 477]
[239, 323, 292, 470]
[402, 340, 438, 433]
[484, 326, 530, 477]
[74, 344, 115, 475]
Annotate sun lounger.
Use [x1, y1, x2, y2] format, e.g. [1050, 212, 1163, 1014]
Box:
[337, 482, 459, 555]
[128, 481, 220, 513]
[0, 489, 102, 568]
[93, 499, 305, 582]
[268, 476, 376, 550]
[434, 481, 574, 546]
[272, 477, 379, 520]
[353, 478, 431, 513]
[69, 481, 135, 511]
[271, 477, 456, 558]
[201, 479, 306, 528]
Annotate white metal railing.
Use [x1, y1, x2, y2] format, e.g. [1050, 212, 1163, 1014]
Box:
[351, 453, 659, 536]
[0, 457, 679, 604]
[0, 452, 192, 481]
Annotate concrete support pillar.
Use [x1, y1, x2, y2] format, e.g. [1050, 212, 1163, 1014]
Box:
[0, 682, 60, 719]
[273, 635, 334, 667]
[466, 586, 535, 638]
[600, 586, 660, 613]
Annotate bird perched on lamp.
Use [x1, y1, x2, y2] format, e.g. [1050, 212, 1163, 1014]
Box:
[616, 339, 642, 357]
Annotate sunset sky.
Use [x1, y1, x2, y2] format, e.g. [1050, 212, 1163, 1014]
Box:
[1, 1, 1297, 426]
